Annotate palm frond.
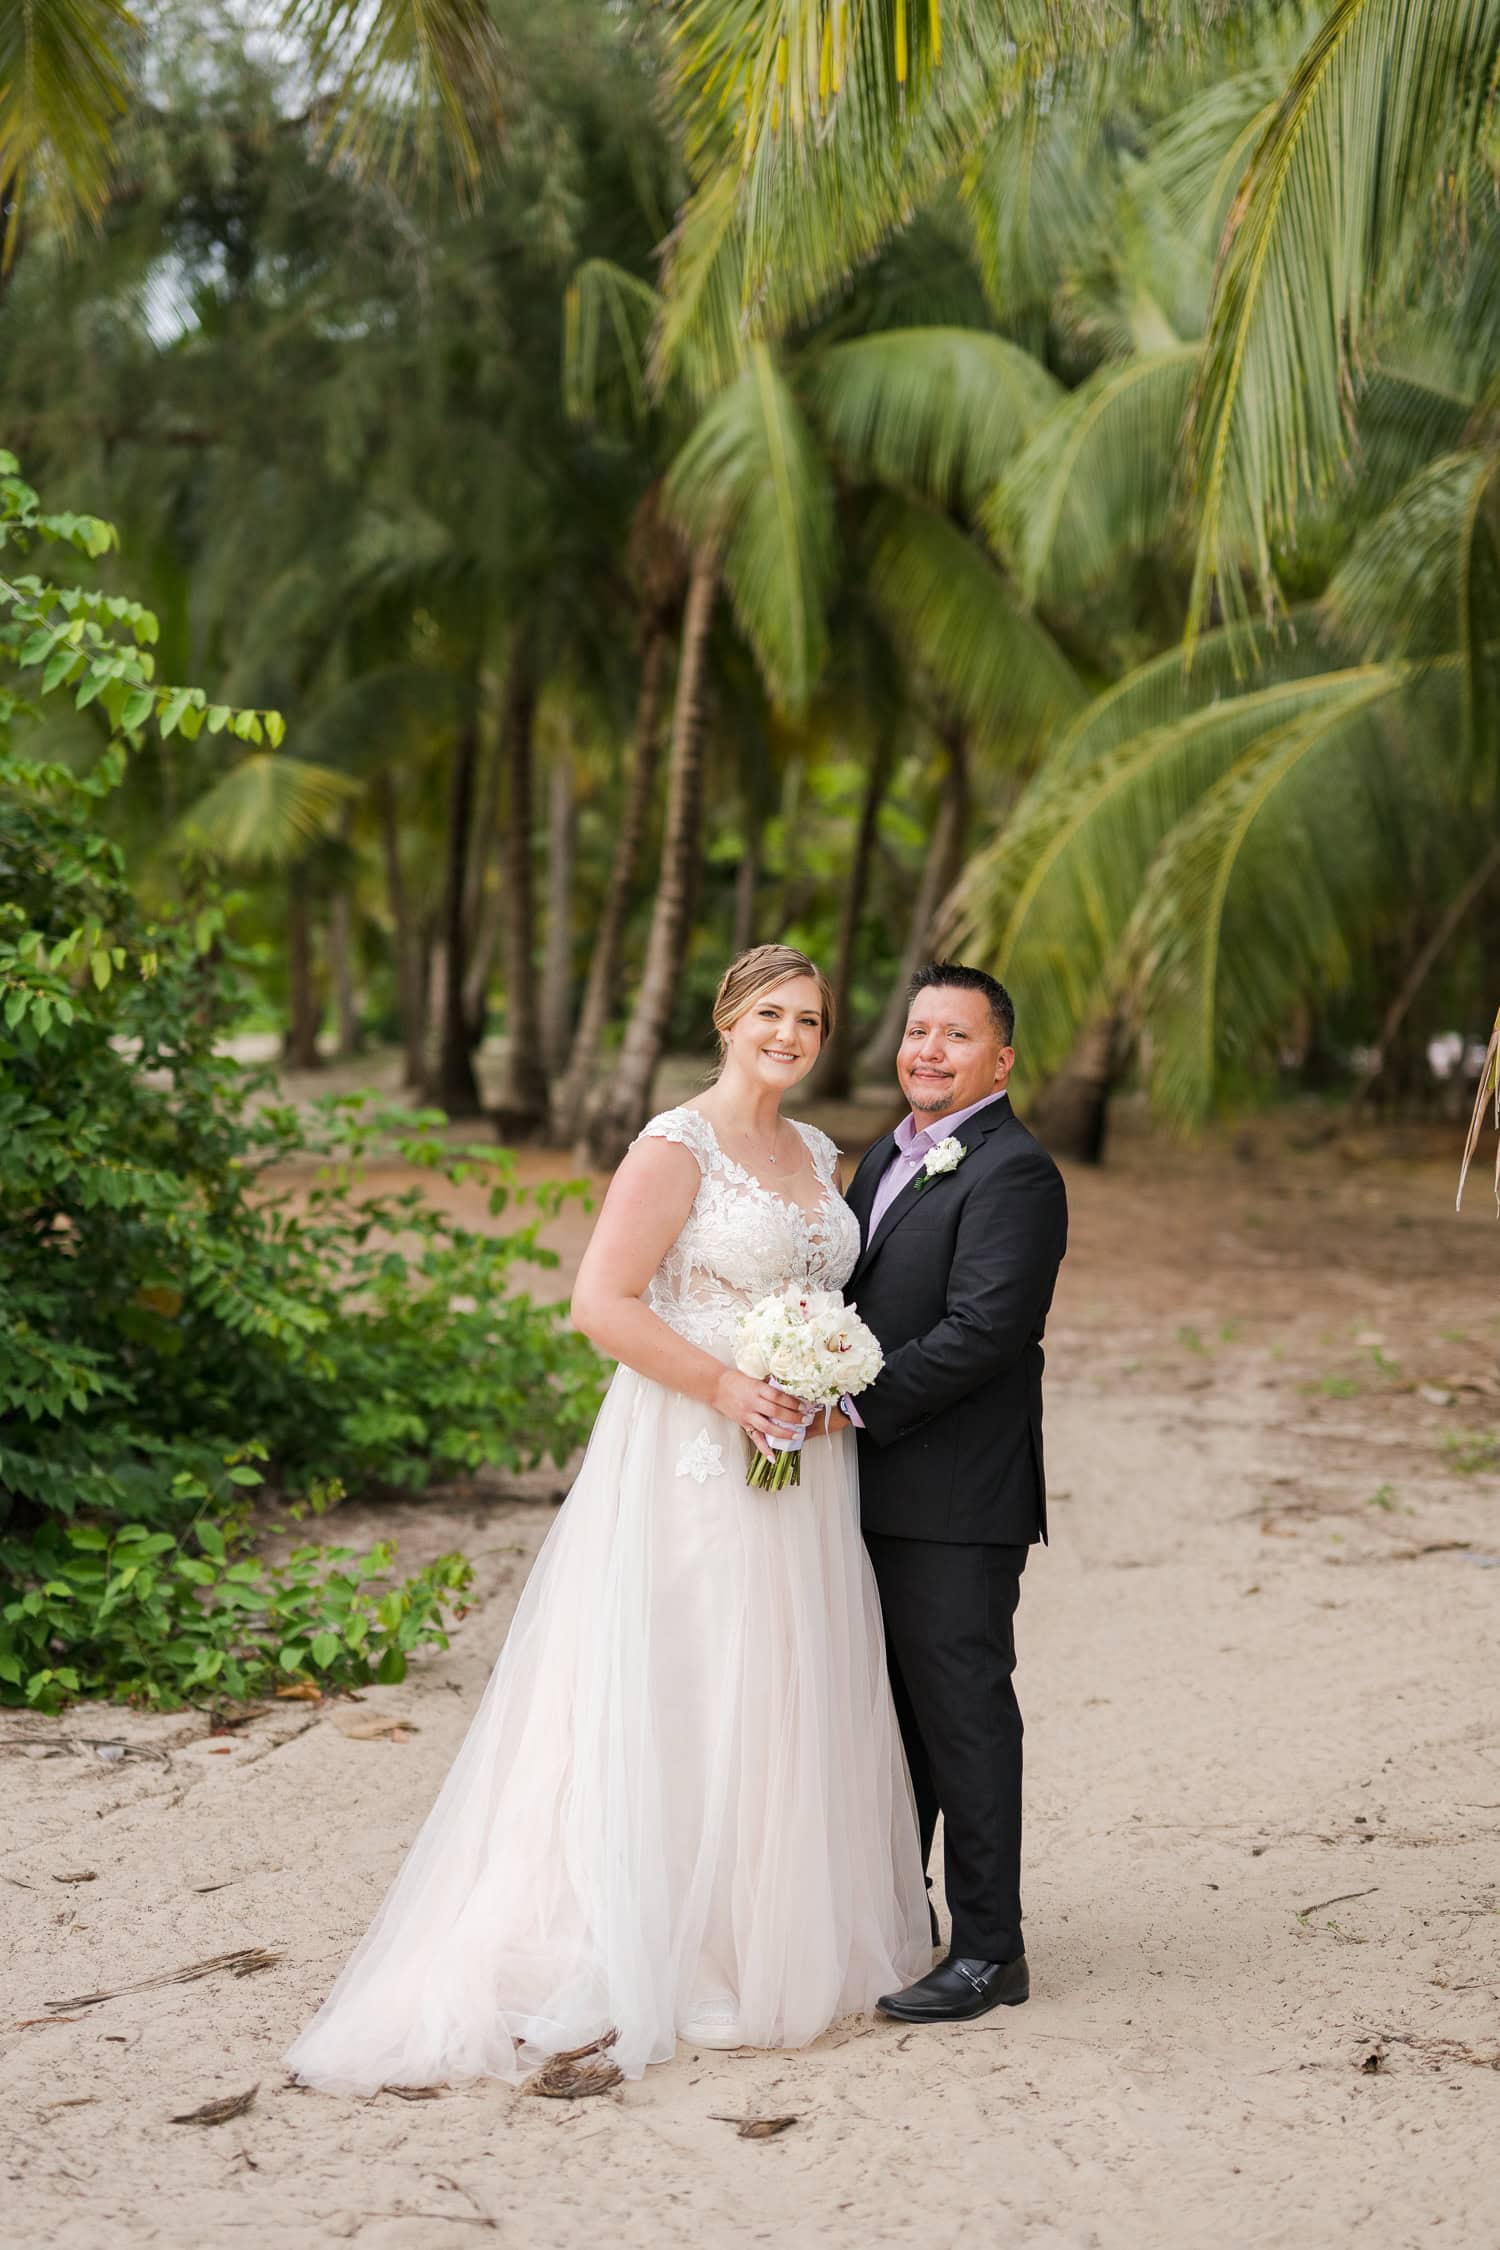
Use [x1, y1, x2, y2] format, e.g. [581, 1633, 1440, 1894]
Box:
[959, 90, 1109, 322]
[1143, 57, 1295, 263]
[951, 661, 1407, 1080]
[1187, 0, 1500, 642]
[660, 3, 1102, 371]
[1354, 358, 1483, 512]
[861, 494, 1083, 757]
[0, 0, 136, 265]
[809, 327, 1061, 517]
[279, 0, 506, 190]
[564, 258, 661, 433]
[1324, 447, 1500, 797]
[1130, 663, 1447, 1126]
[665, 342, 836, 714]
[173, 754, 361, 869]
[652, 166, 751, 403]
[302, 664, 467, 774]
[1048, 607, 1331, 778]
[1325, 449, 1495, 659]
[988, 348, 1200, 604]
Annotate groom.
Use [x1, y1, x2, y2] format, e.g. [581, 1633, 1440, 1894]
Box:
[828, 962, 1067, 2022]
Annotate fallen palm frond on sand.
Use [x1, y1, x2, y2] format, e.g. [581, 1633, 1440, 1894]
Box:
[46, 1947, 282, 2013]
[520, 2026, 623, 2099]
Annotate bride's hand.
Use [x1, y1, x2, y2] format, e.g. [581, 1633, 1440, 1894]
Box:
[713, 1371, 809, 1459]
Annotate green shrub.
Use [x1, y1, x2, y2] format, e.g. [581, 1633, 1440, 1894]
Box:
[0, 457, 604, 1705]
[1, 1505, 474, 1713]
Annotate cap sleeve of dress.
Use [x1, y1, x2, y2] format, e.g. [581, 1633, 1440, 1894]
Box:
[792, 1120, 842, 1184]
[632, 1107, 717, 1175]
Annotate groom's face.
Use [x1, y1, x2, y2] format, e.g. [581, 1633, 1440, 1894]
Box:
[897, 986, 1014, 1122]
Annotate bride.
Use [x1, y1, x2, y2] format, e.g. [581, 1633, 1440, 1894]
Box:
[286, 945, 928, 2089]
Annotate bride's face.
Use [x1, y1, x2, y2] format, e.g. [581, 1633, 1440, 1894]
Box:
[722, 975, 825, 1092]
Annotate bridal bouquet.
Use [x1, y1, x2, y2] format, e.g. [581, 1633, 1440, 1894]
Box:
[734, 1285, 884, 1490]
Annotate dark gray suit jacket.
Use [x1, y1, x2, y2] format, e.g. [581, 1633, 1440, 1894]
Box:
[845, 1094, 1067, 1546]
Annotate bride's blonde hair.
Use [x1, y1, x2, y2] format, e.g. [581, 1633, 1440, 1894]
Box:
[711, 945, 835, 1071]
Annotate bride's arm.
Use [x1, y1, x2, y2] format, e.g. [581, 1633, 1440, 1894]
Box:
[570, 1138, 807, 1451]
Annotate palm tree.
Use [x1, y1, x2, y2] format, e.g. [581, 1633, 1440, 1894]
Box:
[548, 484, 686, 1144]
[0, 0, 137, 268]
[1184, 0, 1500, 642]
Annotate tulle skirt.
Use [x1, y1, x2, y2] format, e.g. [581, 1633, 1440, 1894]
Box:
[284, 1365, 930, 2090]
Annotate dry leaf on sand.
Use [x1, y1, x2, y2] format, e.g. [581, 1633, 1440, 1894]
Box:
[520, 2032, 624, 2100]
[711, 2114, 801, 2139]
[170, 2084, 258, 2126]
[332, 1710, 419, 1742]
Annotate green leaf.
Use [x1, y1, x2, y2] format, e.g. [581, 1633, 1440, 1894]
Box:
[158, 690, 191, 739]
[309, 1632, 341, 1669]
[665, 343, 836, 715]
[375, 1646, 407, 1685]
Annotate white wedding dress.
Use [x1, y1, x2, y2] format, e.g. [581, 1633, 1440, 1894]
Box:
[286, 1107, 928, 2090]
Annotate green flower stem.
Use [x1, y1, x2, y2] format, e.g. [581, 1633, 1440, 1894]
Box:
[745, 1442, 803, 1491]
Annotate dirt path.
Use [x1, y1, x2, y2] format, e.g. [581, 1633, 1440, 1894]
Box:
[4, 1107, 1499, 2248]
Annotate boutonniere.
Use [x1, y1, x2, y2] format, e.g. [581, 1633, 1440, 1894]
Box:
[915, 1135, 966, 1191]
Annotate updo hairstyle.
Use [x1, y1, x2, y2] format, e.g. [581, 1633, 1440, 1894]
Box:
[710, 945, 835, 1071]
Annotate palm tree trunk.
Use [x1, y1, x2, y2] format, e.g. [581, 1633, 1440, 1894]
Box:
[858, 725, 969, 1083]
[583, 547, 716, 1168]
[328, 885, 361, 1058]
[551, 625, 670, 1142]
[541, 737, 577, 1080]
[805, 733, 893, 1101]
[461, 721, 509, 1043]
[462, 881, 504, 1051]
[377, 771, 425, 1087]
[425, 703, 484, 1118]
[282, 876, 323, 1071]
[1033, 1009, 1123, 1165]
[1348, 836, 1500, 1117]
[494, 653, 549, 1134]
[731, 817, 760, 957]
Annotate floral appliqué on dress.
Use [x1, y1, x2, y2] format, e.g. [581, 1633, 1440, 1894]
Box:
[676, 1429, 726, 1484]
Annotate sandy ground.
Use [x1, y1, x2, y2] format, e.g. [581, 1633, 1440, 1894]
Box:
[4, 1088, 1500, 2249]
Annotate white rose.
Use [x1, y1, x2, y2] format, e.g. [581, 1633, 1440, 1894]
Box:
[924, 1136, 964, 1177]
[738, 1337, 771, 1379]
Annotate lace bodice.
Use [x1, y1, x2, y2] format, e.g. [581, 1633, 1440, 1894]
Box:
[634, 1107, 860, 1356]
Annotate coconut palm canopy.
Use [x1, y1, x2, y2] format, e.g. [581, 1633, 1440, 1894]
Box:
[1, 0, 1495, 1162]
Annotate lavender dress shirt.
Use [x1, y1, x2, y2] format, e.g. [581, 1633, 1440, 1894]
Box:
[841, 1089, 1010, 1428]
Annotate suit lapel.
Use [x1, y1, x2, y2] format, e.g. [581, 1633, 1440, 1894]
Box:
[850, 1094, 1012, 1288]
[845, 1132, 895, 1246]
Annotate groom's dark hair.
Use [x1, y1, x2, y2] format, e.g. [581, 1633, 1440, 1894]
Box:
[907, 961, 1015, 1047]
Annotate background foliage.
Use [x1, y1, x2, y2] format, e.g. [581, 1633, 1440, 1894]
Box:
[3, 0, 1498, 1697]
[0, 456, 601, 1706]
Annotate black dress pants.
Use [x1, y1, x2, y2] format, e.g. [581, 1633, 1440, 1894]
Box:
[864, 1531, 1029, 1966]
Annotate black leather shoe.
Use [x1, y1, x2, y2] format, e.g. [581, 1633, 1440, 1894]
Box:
[876, 1953, 1029, 2023]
